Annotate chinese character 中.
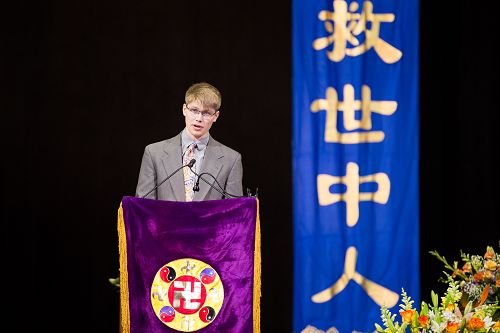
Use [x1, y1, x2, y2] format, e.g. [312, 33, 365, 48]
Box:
[317, 162, 390, 227]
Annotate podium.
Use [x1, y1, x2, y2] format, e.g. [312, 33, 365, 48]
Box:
[118, 196, 261, 333]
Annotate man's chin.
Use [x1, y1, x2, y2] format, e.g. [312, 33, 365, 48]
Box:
[188, 127, 207, 139]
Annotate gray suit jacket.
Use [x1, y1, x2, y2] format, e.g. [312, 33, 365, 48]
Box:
[135, 132, 243, 201]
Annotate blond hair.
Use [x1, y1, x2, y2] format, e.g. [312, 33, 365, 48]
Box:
[185, 82, 222, 111]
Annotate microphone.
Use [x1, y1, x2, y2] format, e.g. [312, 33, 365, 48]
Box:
[190, 169, 242, 198]
[193, 178, 201, 192]
[192, 173, 207, 192]
[186, 159, 196, 168]
[141, 159, 196, 199]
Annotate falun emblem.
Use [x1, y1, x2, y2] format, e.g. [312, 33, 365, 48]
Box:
[150, 258, 224, 331]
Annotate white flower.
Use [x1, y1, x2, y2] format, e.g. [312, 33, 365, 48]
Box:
[442, 310, 457, 322]
[483, 316, 494, 330]
[430, 321, 445, 333]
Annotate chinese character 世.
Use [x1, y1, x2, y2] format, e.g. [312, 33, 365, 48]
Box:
[311, 85, 397, 144]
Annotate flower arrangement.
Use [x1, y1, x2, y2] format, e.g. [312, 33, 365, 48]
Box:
[375, 280, 500, 333]
[429, 244, 500, 317]
[375, 244, 500, 333]
[109, 275, 120, 290]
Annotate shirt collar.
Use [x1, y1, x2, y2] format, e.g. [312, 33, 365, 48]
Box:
[181, 128, 210, 152]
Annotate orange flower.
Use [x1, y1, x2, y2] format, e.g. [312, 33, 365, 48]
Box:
[485, 260, 497, 271]
[474, 271, 484, 281]
[446, 304, 455, 312]
[462, 262, 472, 273]
[466, 317, 485, 331]
[484, 249, 495, 259]
[400, 309, 415, 323]
[445, 322, 459, 333]
[418, 315, 430, 328]
[492, 321, 500, 331]
[496, 278, 500, 288]
[452, 269, 463, 278]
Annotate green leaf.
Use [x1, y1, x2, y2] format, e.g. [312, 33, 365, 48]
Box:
[431, 290, 438, 308]
[463, 300, 472, 315]
[109, 276, 120, 288]
[375, 323, 385, 333]
[420, 301, 429, 316]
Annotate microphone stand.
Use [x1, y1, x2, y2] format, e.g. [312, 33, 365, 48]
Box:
[141, 159, 196, 199]
[190, 169, 243, 198]
[246, 187, 258, 198]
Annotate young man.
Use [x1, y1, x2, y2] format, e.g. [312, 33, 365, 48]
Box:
[135, 82, 243, 201]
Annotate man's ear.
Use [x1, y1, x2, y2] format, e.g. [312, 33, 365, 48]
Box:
[213, 111, 220, 122]
[182, 104, 187, 117]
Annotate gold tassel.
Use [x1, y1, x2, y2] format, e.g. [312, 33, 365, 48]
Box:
[253, 198, 262, 333]
[118, 203, 130, 333]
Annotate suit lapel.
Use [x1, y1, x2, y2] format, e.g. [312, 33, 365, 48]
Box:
[194, 140, 223, 201]
[161, 134, 185, 201]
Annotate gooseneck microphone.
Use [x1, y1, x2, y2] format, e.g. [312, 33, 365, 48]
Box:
[190, 169, 242, 198]
[141, 159, 196, 199]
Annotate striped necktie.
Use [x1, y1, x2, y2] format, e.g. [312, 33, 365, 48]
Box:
[183, 143, 197, 201]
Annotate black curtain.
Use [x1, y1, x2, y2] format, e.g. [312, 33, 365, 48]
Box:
[3, 1, 498, 332]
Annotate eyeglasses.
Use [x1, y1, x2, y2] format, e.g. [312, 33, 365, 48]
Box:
[184, 104, 217, 120]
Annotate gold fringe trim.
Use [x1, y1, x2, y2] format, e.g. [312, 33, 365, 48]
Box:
[118, 203, 130, 333]
[253, 198, 261, 333]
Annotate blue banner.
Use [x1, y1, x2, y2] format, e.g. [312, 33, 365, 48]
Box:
[292, 1, 420, 332]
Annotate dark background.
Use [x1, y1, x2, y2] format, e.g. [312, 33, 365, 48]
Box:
[3, 1, 499, 332]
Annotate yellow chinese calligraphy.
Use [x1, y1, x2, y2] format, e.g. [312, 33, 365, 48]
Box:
[313, 0, 402, 63]
[311, 85, 397, 144]
[311, 246, 399, 306]
[317, 162, 390, 227]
